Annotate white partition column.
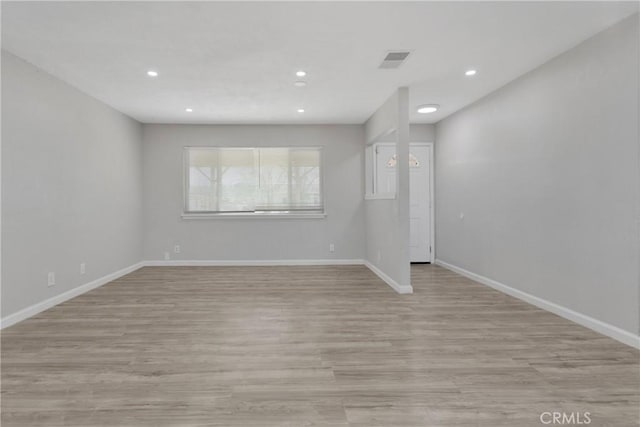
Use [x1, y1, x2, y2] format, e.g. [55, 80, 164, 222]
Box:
[363, 87, 412, 293]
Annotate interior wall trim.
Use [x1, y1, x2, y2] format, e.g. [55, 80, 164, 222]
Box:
[435, 259, 640, 349]
[364, 260, 414, 294]
[0, 262, 145, 329]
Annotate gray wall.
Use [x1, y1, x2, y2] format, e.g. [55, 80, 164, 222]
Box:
[435, 15, 639, 334]
[374, 124, 436, 143]
[142, 124, 365, 261]
[364, 89, 412, 291]
[1, 51, 143, 317]
[409, 124, 436, 143]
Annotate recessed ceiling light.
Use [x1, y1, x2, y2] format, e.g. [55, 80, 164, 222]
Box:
[465, 69, 477, 76]
[294, 80, 307, 87]
[147, 70, 158, 77]
[296, 70, 306, 77]
[416, 104, 439, 114]
[185, 108, 193, 113]
[297, 108, 305, 113]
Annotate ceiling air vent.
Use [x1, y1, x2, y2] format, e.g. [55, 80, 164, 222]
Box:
[379, 51, 411, 69]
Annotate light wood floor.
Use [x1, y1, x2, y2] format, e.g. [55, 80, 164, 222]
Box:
[2, 265, 638, 426]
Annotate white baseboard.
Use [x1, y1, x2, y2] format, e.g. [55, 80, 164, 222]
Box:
[146, 259, 416, 296]
[0, 258, 408, 329]
[1, 262, 145, 329]
[143, 259, 365, 267]
[364, 261, 413, 294]
[435, 259, 640, 349]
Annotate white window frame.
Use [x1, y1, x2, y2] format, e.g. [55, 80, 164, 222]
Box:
[365, 142, 397, 200]
[181, 146, 326, 219]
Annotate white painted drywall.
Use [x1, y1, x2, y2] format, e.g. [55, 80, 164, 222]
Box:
[142, 124, 365, 261]
[1, 51, 143, 318]
[435, 15, 639, 335]
[364, 89, 412, 292]
[409, 124, 436, 143]
[372, 124, 435, 143]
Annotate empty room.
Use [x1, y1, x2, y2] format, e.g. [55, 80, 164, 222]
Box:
[1, 1, 639, 426]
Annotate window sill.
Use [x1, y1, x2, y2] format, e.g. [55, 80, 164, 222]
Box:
[182, 212, 327, 220]
[364, 193, 396, 200]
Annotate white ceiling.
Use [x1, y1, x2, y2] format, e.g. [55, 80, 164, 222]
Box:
[2, 1, 637, 124]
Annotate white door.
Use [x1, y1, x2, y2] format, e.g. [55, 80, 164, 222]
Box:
[409, 145, 431, 263]
[374, 144, 397, 194]
[374, 143, 433, 263]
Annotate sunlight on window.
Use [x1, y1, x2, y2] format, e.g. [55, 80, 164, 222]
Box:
[386, 153, 420, 168]
[186, 147, 323, 214]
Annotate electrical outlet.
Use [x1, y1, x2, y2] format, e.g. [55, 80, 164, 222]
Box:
[174, 245, 181, 254]
[164, 251, 170, 260]
[80, 263, 86, 275]
[47, 272, 56, 287]
[329, 243, 335, 253]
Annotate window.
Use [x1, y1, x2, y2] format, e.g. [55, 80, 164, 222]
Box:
[365, 142, 397, 199]
[185, 147, 323, 215]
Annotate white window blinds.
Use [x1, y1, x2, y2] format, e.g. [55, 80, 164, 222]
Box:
[185, 147, 323, 214]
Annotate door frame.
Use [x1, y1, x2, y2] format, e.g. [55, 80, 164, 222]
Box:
[410, 142, 435, 263]
[373, 141, 435, 263]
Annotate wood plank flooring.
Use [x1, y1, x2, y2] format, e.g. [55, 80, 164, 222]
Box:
[2, 265, 638, 426]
